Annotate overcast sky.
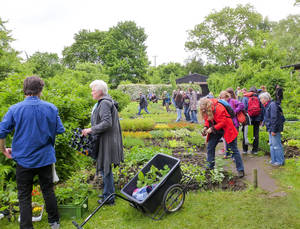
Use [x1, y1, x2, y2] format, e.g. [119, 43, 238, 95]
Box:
[1, 0, 299, 66]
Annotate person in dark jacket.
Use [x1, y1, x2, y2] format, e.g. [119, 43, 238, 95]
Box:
[82, 80, 124, 205]
[241, 86, 264, 154]
[137, 92, 149, 115]
[175, 91, 184, 122]
[275, 84, 283, 104]
[259, 92, 285, 166]
[0, 76, 64, 229]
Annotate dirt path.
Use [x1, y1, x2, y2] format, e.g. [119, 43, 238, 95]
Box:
[215, 145, 286, 196]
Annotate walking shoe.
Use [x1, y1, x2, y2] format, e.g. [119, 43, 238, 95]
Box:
[242, 151, 248, 154]
[251, 151, 258, 155]
[238, 170, 245, 178]
[272, 162, 282, 167]
[98, 195, 105, 199]
[50, 222, 60, 229]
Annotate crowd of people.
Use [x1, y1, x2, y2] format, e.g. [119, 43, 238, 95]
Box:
[138, 84, 285, 177]
[0, 76, 285, 228]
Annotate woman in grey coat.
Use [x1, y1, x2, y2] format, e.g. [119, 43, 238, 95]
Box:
[82, 80, 123, 205]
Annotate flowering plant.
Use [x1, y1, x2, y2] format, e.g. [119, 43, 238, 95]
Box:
[32, 203, 43, 217]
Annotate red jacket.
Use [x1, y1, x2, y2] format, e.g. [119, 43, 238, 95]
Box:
[204, 99, 238, 144]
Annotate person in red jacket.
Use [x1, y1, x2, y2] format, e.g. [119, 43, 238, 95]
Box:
[199, 97, 245, 178]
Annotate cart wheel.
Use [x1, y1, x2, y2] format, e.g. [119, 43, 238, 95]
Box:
[163, 184, 185, 213]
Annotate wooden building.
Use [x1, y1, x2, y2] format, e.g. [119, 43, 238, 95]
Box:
[176, 73, 209, 96]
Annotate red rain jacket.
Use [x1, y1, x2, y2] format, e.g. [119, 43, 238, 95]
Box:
[204, 99, 238, 144]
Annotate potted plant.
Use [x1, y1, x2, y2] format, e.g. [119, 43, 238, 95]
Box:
[31, 202, 43, 222]
[56, 173, 89, 219]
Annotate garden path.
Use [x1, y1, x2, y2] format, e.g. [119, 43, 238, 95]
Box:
[216, 146, 286, 197]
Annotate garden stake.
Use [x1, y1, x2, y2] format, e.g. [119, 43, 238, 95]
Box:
[253, 169, 258, 189]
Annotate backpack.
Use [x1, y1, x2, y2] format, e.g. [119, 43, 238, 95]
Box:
[237, 110, 247, 125]
[217, 100, 235, 119]
[247, 96, 261, 117]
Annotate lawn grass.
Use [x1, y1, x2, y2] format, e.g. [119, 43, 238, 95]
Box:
[1, 159, 299, 229]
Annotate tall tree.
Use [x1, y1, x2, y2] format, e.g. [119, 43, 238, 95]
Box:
[62, 21, 148, 87]
[185, 4, 264, 68]
[62, 29, 107, 68]
[0, 17, 20, 80]
[270, 14, 300, 64]
[26, 52, 63, 78]
[101, 21, 149, 87]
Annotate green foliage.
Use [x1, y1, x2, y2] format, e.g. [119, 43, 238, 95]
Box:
[184, 131, 206, 147]
[124, 146, 172, 165]
[123, 137, 145, 148]
[0, 17, 21, 81]
[168, 140, 186, 148]
[137, 165, 170, 188]
[286, 139, 300, 149]
[282, 122, 300, 140]
[120, 118, 155, 131]
[186, 4, 264, 67]
[269, 15, 300, 64]
[259, 130, 270, 153]
[150, 130, 175, 139]
[63, 21, 148, 87]
[55, 172, 90, 205]
[109, 89, 131, 112]
[146, 62, 187, 84]
[25, 52, 63, 78]
[171, 128, 191, 138]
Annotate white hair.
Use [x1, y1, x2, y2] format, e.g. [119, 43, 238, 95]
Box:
[259, 92, 271, 101]
[89, 80, 108, 95]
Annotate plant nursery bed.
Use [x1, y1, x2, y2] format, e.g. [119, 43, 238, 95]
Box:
[58, 197, 88, 219]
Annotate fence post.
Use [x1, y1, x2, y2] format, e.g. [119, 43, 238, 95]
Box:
[253, 169, 258, 189]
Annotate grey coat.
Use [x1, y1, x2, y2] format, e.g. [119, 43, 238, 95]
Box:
[91, 95, 124, 176]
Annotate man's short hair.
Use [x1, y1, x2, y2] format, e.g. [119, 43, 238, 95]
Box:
[23, 76, 45, 96]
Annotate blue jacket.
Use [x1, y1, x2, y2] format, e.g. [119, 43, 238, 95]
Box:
[0, 96, 65, 168]
[263, 100, 284, 133]
[242, 93, 264, 122]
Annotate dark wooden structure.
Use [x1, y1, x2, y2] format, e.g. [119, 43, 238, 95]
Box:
[176, 73, 209, 96]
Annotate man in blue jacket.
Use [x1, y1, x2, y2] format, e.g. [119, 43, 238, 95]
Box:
[241, 86, 264, 154]
[259, 92, 285, 166]
[0, 76, 65, 229]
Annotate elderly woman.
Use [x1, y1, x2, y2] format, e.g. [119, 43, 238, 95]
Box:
[259, 92, 285, 166]
[199, 97, 245, 178]
[82, 80, 124, 205]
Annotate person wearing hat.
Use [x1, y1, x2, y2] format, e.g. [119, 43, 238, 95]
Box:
[241, 86, 264, 154]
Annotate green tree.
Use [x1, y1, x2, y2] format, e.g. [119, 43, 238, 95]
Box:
[25, 52, 63, 78]
[62, 21, 149, 87]
[185, 4, 264, 68]
[0, 18, 21, 80]
[269, 15, 300, 64]
[101, 21, 149, 87]
[146, 62, 187, 84]
[62, 29, 107, 68]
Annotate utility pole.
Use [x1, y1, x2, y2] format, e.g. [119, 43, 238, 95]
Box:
[153, 56, 157, 67]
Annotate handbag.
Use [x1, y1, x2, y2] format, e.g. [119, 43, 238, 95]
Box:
[237, 111, 246, 125]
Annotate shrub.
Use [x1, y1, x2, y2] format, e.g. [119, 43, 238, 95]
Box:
[171, 128, 191, 138]
[259, 131, 270, 153]
[123, 131, 152, 139]
[120, 118, 155, 131]
[123, 137, 145, 148]
[109, 89, 131, 112]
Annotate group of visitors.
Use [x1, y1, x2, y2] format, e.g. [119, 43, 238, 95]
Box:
[0, 75, 286, 228]
[199, 84, 285, 178]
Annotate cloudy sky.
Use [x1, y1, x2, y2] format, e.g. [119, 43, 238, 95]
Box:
[0, 0, 299, 66]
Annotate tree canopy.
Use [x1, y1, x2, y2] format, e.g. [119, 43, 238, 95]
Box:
[185, 4, 264, 68]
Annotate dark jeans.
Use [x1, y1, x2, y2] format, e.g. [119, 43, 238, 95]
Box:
[242, 121, 260, 153]
[183, 105, 191, 121]
[207, 132, 244, 171]
[16, 164, 59, 229]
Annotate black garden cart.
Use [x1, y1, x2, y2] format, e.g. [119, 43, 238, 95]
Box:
[72, 153, 191, 229]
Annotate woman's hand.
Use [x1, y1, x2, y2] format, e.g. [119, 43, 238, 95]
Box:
[82, 128, 92, 136]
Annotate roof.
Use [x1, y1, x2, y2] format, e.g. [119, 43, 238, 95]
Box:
[280, 63, 300, 70]
[176, 73, 208, 84]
